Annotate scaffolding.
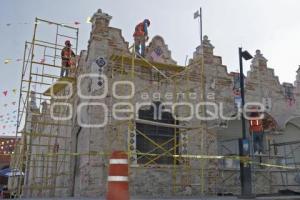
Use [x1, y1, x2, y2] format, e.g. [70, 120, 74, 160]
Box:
[10, 16, 299, 199]
[108, 46, 218, 195]
[10, 18, 78, 197]
[9, 17, 219, 197]
[218, 132, 300, 195]
[270, 140, 300, 189]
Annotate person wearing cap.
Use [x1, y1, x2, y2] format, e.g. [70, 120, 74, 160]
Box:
[133, 19, 150, 57]
[61, 40, 75, 77]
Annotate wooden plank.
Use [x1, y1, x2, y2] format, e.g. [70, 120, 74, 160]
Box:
[43, 77, 75, 96]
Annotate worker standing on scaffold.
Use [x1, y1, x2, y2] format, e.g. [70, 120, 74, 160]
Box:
[133, 19, 150, 58]
[249, 112, 264, 155]
[61, 40, 75, 77]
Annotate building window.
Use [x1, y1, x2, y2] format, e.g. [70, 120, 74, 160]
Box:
[136, 102, 179, 165]
[283, 84, 295, 100]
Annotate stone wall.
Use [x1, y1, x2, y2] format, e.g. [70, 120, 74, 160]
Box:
[69, 9, 227, 197]
[70, 9, 300, 197]
[21, 8, 300, 198]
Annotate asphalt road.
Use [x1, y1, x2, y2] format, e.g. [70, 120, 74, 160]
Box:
[20, 196, 300, 200]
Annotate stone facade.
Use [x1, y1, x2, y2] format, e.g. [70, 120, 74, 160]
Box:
[16, 9, 300, 198]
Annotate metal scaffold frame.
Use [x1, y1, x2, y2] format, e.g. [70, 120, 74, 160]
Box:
[270, 140, 300, 189]
[218, 133, 300, 195]
[10, 18, 79, 198]
[109, 45, 216, 195]
[9, 17, 300, 198]
[10, 16, 216, 198]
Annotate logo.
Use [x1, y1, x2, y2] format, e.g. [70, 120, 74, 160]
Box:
[50, 74, 266, 128]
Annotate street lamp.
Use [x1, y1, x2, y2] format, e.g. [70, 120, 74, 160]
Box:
[238, 47, 254, 198]
[239, 47, 252, 138]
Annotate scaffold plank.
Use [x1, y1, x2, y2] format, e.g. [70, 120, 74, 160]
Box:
[43, 77, 76, 96]
[111, 55, 185, 72]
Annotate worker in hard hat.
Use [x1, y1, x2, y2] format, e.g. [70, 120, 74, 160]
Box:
[249, 111, 264, 155]
[61, 40, 75, 77]
[133, 19, 150, 58]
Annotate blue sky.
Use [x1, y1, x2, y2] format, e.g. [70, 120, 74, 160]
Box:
[1, 0, 300, 136]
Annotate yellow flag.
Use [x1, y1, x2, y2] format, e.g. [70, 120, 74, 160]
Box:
[86, 17, 92, 24]
[4, 59, 11, 64]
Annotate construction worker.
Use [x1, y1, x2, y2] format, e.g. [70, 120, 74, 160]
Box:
[61, 40, 75, 77]
[249, 112, 264, 154]
[133, 19, 150, 57]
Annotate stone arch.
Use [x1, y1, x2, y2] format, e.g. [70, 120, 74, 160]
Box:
[283, 116, 300, 130]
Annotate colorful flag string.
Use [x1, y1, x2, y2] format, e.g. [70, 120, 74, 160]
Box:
[1, 89, 17, 96]
[1, 17, 92, 28]
[4, 58, 23, 64]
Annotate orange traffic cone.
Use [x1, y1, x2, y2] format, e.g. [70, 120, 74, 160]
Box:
[106, 151, 129, 200]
